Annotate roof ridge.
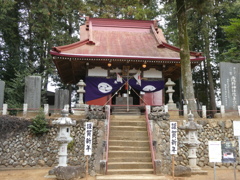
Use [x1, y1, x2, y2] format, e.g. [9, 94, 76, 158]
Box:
[151, 24, 163, 46]
[89, 17, 154, 23]
[86, 17, 154, 30]
[150, 24, 203, 57]
[52, 39, 89, 52]
[87, 21, 95, 45]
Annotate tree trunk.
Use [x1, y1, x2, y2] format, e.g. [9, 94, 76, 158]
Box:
[204, 39, 217, 116]
[68, 84, 72, 113]
[176, 0, 199, 117]
[203, 18, 217, 117]
[207, 58, 217, 116]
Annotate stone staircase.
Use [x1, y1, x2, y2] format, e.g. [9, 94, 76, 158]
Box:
[96, 115, 167, 180]
[111, 106, 141, 115]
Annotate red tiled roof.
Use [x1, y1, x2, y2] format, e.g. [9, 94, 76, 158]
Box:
[50, 17, 204, 84]
[51, 17, 204, 61]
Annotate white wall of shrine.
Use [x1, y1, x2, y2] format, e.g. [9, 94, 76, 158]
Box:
[88, 67, 108, 77]
[143, 68, 162, 78]
[88, 66, 162, 79]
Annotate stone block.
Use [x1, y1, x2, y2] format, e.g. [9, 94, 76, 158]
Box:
[46, 160, 54, 167]
[197, 120, 208, 126]
[100, 160, 106, 175]
[24, 76, 41, 110]
[154, 159, 162, 175]
[174, 165, 191, 177]
[225, 119, 232, 128]
[209, 120, 218, 128]
[38, 160, 45, 166]
[51, 166, 85, 180]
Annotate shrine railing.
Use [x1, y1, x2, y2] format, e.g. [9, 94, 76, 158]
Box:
[145, 105, 156, 174]
[105, 105, 111, 174]
[100, 105, 111, 175]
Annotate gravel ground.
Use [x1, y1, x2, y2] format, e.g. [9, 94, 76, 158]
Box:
[0, 167, 239, 180]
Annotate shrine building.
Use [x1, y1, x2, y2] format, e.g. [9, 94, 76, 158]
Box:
[50, 17, 204, 107]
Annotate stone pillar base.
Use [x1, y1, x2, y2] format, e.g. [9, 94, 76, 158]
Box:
[72, 109, 85, 116]
[48, 166, 85, 179]
[190, 166, 208, 175]
[167, 103, 179, 119]
[73, 104, 88, 116]
[168, 111, 179, 119]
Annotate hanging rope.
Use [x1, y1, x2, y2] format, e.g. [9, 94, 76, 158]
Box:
[128, 83, 148, 105]
[103, 77, 149, 106]
[103, 82, 126, 106]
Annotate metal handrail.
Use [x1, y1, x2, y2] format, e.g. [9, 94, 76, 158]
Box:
[105, 105, 111, 174]
[145, 105, 156, 174]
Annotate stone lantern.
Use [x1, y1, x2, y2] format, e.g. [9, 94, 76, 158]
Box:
[165, 78, 175, 104]
[76, 79, 86, 106]
[179, 112, 206, 174]
[165, 78, 178, 118]
[74, 79, 88, 115]
[52, 109, 76, 167]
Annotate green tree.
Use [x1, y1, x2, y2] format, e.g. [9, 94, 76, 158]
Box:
[1, 0, 84, 106]
[175, 0, 210, 117]
[4, 69, 32, 109]
[28, 109, 49, 135]
[222, 17, 240, 62]
[161, 0, 240, 116]
[0, 1, 24, 82]
[81, 0, 159, 19]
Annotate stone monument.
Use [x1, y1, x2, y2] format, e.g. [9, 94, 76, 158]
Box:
[179, 112, 207, 175]
[24, 76, 41, 111]
[220, 62, 240, 112]
[0, 80, 5, 110]
[54, 89, 69, 113]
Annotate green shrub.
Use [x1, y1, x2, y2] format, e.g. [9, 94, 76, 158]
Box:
[28, 109, 49, 135]
[67, 140, 75, 151]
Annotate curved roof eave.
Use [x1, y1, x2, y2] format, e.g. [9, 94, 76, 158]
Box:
[50, 51, 205, 62]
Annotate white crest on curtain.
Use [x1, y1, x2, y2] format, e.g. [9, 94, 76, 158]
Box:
[134, 71, 141, 86]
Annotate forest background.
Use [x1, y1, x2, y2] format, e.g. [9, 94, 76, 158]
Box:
[0, 0, 240, 115]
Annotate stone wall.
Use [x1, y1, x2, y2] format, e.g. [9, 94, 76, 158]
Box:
[0, 117, 105, 175]
[152, 118, 240, 175]
[1, 115, 240, 175]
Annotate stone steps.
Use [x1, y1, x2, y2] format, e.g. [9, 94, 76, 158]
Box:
[107, 115, 153, 176]
[108, 150, 152, 158]
[96, 175, 168, 180]
[109, 136, 149, 141]
[109, 140, 149, 146]
[108, 157, 152, 162]
[107, 169, 154, 175]
[109, 145, 150, 151]
[111, 115, 145, 120]
[110, 130, 148, 137]
[110, 121, 146, 126]
[111, 106, 141, 115]
[108, 162, 153, 169]
[110, 125, 146, 131]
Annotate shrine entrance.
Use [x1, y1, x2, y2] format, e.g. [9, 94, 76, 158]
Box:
[111, 85, 141, 106]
